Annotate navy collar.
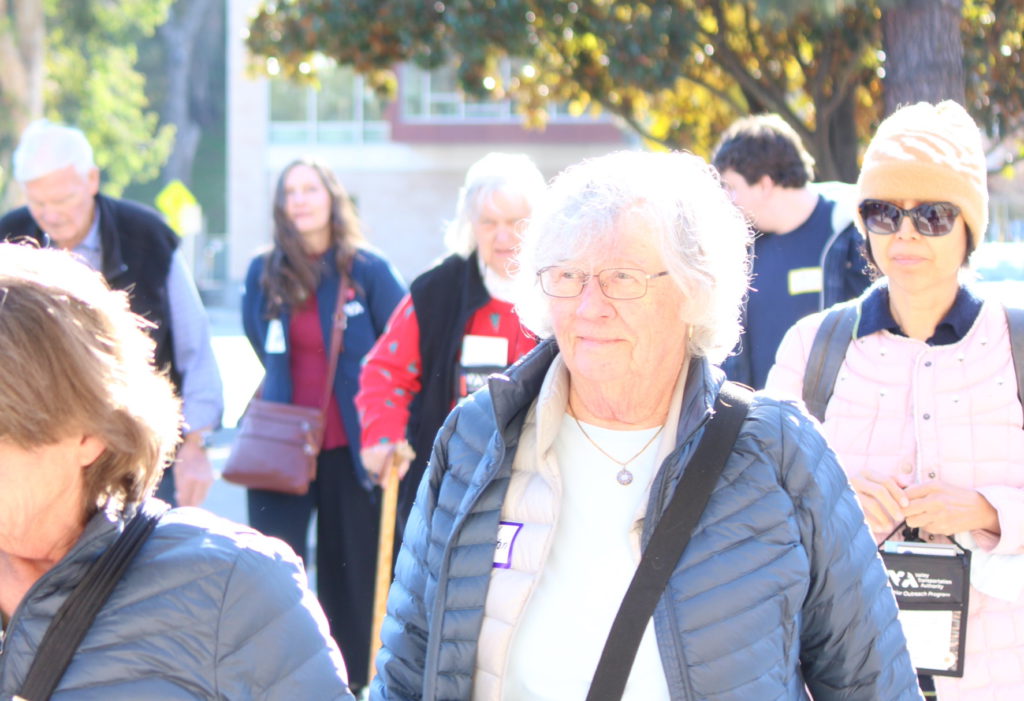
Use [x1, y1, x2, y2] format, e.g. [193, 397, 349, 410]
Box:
[855, 283, 983, 345]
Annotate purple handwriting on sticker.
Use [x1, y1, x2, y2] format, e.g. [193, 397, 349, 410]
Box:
[493, 521, 524, 569]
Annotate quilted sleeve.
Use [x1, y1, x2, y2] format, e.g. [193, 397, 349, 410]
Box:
[214, 538, 354, 700]
[772, 400, 922, 700]
[973, 485, 1024, 554]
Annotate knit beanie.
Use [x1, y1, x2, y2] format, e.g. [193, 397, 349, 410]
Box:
[856, 100, 988, 248]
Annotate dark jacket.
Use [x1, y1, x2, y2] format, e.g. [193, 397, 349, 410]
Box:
[372, 340, 920, 700]
[724, 188, 870, 388]
[0, 504, 354, 700]
[242, 247, 405, 488]
[0, 194, 180, 385]
[405, 251, 490, 502]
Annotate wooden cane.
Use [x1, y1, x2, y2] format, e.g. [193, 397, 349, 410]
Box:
[368, 442, 413, 685]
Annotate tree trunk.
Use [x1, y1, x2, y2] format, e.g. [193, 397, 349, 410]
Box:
[882, 0, 965, 115]
[0, 0, 45, 206]
[158, 0, 217, 187]
[825, 90, 860, 183]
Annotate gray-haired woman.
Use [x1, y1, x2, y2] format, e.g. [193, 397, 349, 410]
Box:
[371, 150, 921, 700]
[356, 152, 546, 532]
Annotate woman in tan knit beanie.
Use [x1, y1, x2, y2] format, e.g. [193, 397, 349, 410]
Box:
[768, 100, 1024, 700]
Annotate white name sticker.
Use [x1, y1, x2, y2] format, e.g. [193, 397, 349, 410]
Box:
[264, 319, 286, 354]
[493, 521, 524, 569]
[461, 334, 509, 368]
[343, 300, 365, 317]
[787, 266, 823, 296]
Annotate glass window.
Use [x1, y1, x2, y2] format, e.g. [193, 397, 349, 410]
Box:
[400, 61, 605, 123]
[269, 61, 391, 145]
[317, 68, 357, 121]
[269, 79, 308, 122]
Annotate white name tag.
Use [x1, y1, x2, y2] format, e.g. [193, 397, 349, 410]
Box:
[461, 334, 509, 368]
[343, 300, 365, 317]
[787, 267, 823, 296]
[493, 521, 523, 569]
[264, 319, 286, 354]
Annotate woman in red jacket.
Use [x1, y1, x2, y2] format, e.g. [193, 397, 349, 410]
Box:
[356, 153, 544, 531]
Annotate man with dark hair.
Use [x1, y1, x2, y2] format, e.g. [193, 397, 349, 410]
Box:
[712, 113, 871, 389]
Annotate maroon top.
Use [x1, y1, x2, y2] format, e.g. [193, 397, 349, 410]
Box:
[289, 294, 347, 449]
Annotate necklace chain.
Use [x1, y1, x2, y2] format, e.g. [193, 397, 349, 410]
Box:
[571, 412, 665, 486]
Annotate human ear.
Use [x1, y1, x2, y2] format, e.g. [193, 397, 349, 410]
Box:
[77, 434, 107, 469]
[85, 168, 101, 197]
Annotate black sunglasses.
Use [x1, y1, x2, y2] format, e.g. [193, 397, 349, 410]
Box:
[858, 199, 961, 237]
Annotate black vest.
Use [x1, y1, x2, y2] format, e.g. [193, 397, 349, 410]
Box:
[0, 194, 180, 388]
[405, 252, 490, 506]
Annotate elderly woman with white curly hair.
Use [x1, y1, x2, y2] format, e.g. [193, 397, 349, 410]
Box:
[370, 150, 920, 701]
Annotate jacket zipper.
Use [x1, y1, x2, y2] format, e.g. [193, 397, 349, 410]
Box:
[423, 436, 509, 700]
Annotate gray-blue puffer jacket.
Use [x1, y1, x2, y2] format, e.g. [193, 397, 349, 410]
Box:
[0, 504, 354, 700]
[372, 340, 921, 701]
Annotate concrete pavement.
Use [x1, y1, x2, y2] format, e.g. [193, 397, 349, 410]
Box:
[196, 303, 261, 525]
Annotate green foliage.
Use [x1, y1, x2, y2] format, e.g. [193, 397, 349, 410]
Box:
[0, 0, 175, 199]
[247, 0, 1024, 180]
[45, 0, 175, 196]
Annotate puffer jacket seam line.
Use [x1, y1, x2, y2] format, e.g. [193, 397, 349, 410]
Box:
[212, 549, 244, 698]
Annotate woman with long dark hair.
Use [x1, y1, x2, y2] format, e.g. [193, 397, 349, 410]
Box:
[242, 158, 405, 692]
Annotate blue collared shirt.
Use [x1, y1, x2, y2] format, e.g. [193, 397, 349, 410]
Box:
[855, 283, 984, 345]
[68, 212, 224, 433]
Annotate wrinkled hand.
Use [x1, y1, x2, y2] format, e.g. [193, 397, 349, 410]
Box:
[850, 469, 908, 534]
[174, 439, 214, 507]
[361, 442, 414, 486]
[903, 480, 1000, 536]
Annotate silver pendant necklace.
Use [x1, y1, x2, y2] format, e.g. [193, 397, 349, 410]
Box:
[571, 413, 665, 486]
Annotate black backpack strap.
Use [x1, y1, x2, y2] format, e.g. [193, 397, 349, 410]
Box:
[1004, 305, 1024, 429]
[18, 499, 169, 701]
[802, 304, 858, 422]
[586, 382, 753, 701]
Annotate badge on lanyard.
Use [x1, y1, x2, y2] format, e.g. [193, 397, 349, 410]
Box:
[880, 527, 971, 677]
[264, 318, 287, 354]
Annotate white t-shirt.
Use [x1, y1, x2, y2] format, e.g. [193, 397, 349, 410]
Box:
[502, 415, 671, 700]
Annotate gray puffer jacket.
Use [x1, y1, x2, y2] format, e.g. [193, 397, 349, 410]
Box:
[0, 504, 353, 700]
[372, 340, 921, 700]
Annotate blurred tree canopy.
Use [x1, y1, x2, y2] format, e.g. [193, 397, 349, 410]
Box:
[247, 0, 1024, 182]
[0, 0, 175, 202]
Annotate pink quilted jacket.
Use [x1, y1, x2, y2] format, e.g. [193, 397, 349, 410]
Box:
[767, 299, 1024, 700]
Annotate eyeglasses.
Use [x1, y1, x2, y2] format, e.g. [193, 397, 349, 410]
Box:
[858, 199, 961, 237]
[537, 266, 670, 300]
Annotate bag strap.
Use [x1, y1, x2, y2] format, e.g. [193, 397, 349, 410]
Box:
[1004, 305, 1024, 429]
[803, 302, 1023, 426]
[319, 280, 349, 415]
[802, 304, 858, 422]
[586, 382, 753, 701]
[18, 499, 169, 701]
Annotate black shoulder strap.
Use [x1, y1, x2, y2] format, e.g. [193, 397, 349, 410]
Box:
[18, 499, 169, 701]
[1004, 305, 1024, 429]
[802, 304, 858, 422]
[586, 382, 753, 701]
